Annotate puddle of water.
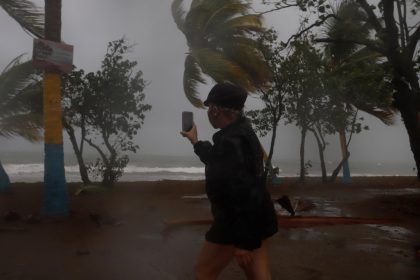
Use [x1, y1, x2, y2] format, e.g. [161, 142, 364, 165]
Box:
[365, 225, 414, 242]
[279, 228, 331, 241]
[300, 197, 349, 217]
[351, 242, 413, 259]
[366, 188, 420, 196]
[276, 196, 352, 218]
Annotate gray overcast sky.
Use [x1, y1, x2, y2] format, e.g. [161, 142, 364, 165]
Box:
[0, 0, 414, 165]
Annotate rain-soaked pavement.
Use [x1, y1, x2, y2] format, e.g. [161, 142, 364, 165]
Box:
[0, 182, 419, 279]
[162, 187, 420, 279]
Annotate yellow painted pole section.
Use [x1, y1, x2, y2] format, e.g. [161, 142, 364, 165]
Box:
[43, 72, 63, 145]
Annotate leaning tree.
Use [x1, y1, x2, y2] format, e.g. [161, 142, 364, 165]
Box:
[262, 0, 420, 179]
[0, 0, 44, 191]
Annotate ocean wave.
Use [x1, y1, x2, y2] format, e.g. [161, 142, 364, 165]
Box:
[3, 163, 44, 174]
[124, 166, 204, 174]
[3, 163, 204, 175]
[2, 163, 413, 179]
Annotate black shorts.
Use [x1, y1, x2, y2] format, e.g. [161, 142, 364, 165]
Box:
[204, 220, 277, 249]
[205, 222, 235, 245]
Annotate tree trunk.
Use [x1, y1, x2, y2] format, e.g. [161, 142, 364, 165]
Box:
[0, 160, 11, 192]
[329, 152, 351, 182]
[311, 128, 327, 182]
[380, 7, 420, 179]
[393, 77, 420, 180]
[263, 122, 278, 178]
[267, 122, 278, 167]
[102, 134, 118, 187]
[299, 127, 307, 183]
[63, 122, 91, 184]
[42, 0, 69, 217]
[339, 130, 352, 183]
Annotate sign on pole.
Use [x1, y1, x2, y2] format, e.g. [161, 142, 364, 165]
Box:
[32, 39, 74, 73]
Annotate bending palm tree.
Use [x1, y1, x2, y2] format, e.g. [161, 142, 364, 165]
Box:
[323, 0, 394, 182]
[0, 56, 43, 191]
[0, 0, 44, 191]
[172, 0, 271, 107]
[42, 0, 69, 216]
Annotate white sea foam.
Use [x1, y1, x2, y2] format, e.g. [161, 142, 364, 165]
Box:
[4, 163, 44, 174]
[1, 157, 415, 183]
[3, 163, 204, 175]
[124, 166, 204, 174]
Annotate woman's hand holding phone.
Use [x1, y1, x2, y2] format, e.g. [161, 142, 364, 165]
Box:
[180, 123, 198, 145]
[181, 112, 198, 145]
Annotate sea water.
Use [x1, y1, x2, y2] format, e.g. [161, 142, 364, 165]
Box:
[0, 151, 416, 183]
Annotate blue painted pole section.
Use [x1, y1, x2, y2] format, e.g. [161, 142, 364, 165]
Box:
[271, 176, 281, 185]
[0, 161, 11, 192]
[342, 159, 352, 184]
[43, 144, 69, 217]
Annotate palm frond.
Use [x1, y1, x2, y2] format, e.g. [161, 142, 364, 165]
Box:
[203, 1, 249, 33]
[190, 0, 204, 10]
[222, 41, 271, 87]
[0, 59, 39, 103]
[171, 0, 186, 33]
[196, 0, 225, 11]
[0, 57, 43, 141]
[324, 0, 369, 61]
[183, 55, 206, 108]
[217, 14, 264, 35]
[3, 80, 43, 115]
[185, 4, 212, 40]
[193, 48, 255, 92]
[221, 36, 259, 49]
[1, 53, 27, 74]
[352, 104, 395, 125]
[0, 0, 44, 38]
[0, 113, 43, 142]
[331, 49, 382, 74]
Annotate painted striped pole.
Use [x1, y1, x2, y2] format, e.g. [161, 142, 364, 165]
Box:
[0, 161, 11, 192]
[42, 0, 69, 217]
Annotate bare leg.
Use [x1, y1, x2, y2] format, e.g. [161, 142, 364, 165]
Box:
[195, 241, 235, 280]
[240, 240, 271, 280]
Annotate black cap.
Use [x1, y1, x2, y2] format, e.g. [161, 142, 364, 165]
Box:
[203, 83, 247, 110]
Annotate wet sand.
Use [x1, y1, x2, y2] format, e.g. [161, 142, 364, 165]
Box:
[0, 177, 419, 280]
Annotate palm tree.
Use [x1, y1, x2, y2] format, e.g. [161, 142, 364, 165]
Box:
[323, 0, 394, 182]
[0, 56, 43, 192]
[42, 0, 69, 216]
[0, 0, 44, 191]
[0, 0, 44, 38]
[171, 0, 271, 107]
[315, 0, 420, 180]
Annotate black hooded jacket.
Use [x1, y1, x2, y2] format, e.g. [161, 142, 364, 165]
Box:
[194, 117, 278, 250]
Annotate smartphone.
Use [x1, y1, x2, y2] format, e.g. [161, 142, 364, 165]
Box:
[182, 111, 193, 132]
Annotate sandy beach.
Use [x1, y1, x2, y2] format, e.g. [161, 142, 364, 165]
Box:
[0, 177, 419, 280]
